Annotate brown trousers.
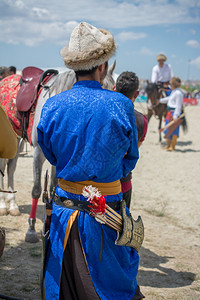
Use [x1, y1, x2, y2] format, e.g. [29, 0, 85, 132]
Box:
[59, 216, 144, 300]
[59, 216, 100, 300]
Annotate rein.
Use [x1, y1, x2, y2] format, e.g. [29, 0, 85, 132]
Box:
[41, 74, 59, 99]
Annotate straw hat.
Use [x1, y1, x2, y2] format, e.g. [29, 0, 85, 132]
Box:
[60, 22, 116, 71]
[157, 54, 167, 61]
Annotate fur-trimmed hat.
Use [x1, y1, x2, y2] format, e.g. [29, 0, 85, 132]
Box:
[157, 54, 167, 61]
[60, 22, 116, 71]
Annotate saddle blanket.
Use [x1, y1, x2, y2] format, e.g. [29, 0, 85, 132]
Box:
[0, 74, 36, 144]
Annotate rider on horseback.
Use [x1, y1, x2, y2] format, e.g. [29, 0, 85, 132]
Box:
[151, 53, 174, 98]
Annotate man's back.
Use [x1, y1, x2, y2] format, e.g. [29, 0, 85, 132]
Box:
[38, 80, 139, 183]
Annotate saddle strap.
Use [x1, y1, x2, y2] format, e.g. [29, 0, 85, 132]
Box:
[39, 69, 59, 87]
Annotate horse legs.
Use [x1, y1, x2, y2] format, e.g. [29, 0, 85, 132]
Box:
[0, 159, 7, 215]
[158, 117, 162, 143]
[6, 156, 21, 216]
[0, 138, 23, 216]
[25, 145, 45, 243]
[7, 138, 24, 216]
[147, 108, 153, 122]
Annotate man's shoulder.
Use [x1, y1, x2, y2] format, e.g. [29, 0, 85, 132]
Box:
[111, 91, 132, 103]
[100, 89, 133, 106]
[41, 90, 69, 115]
[46, 90, 69, 104]
[152, 64, 159, 71]
[164, 63, 171, 69]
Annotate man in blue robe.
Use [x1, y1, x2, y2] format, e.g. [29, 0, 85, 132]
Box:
[37, 22, 144, 300]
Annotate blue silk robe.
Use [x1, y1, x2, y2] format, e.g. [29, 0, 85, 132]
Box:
[37, 80, 140, 300]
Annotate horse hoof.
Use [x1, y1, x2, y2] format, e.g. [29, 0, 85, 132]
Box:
[0, 207, 8, 216]
[25, 229, 39, 243]
[9, 208, 21, 216]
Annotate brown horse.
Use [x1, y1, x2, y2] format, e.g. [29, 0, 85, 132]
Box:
[145, 82, 168, 142]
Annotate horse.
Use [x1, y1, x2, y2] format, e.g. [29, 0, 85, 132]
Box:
[0, 61, 116, 243]
[145, 82, 187, 142]
[145, 82, 168, 142]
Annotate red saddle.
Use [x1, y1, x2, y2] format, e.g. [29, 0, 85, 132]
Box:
[16, 66, 44, 112]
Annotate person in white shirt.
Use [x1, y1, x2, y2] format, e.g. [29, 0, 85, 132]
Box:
[151, 54, 174, 84]
[159, 76, 183, 151]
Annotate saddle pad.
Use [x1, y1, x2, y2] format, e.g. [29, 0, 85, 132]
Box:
[0, 75, 22, 136]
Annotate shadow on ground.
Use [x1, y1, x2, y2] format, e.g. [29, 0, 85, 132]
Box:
[177, 141, 192, 146]
[138, 247, 196, 288]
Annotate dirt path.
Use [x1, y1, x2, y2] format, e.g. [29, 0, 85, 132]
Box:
[133, 105, 200, 300]
[0, 105, 200, 300]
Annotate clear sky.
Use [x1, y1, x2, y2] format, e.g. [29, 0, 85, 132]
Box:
[0, 0, 200, 80]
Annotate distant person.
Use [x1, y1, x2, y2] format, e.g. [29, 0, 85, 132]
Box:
[159, 76, 183, 151]
[151, 53, 173, 84]
[0, 103, 18, 258]
[9, 66, 17, 75]
[114, 71, 148, 208]
[0, 67, 9, 81]
[151, 54, 173, 97]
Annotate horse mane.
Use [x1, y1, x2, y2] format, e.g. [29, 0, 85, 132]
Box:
[49, 70, 76, 97]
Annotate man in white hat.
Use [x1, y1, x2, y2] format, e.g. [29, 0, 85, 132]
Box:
[38, 22, 144, 300]
[150, 53, 174, 101]
[151, 53, 174, 85]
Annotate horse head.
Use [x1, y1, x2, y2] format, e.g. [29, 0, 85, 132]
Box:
[145, 82, 159, 107]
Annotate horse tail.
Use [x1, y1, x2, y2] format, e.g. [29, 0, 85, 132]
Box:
[181, 106, 188, 133]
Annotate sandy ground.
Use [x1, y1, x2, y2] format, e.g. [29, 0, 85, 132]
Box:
[0, 104, 200, 300]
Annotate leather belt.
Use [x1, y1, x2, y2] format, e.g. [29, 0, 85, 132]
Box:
[53, 194, 121, 213]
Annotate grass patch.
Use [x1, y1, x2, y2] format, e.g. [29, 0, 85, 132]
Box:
[147, 291, 165, 299]
[145, 208, 165, 217]
[175, 262, 186, 269]
[22, 285, 34, 292]
[144, 202, 167, 217]
[29, 246, 41, 257]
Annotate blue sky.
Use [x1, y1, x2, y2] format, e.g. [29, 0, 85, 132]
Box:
[0, 0, 200, 80]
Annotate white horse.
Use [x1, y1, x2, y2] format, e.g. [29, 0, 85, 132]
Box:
[0, 62, 116, 243]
